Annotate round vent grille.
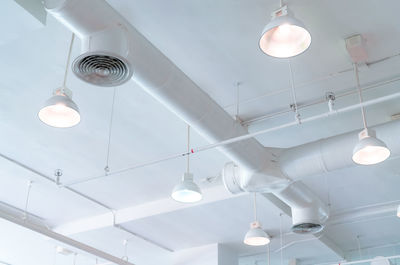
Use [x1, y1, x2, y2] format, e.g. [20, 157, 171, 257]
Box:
[291, 223, 323, 234]
[73, 53, 132, 87]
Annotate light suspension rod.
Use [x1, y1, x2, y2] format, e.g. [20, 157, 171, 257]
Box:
[354, 63, 367, 129]
[63, 90, 400, 186]
[253, 193, 258, 221]
[187, 125, 190, 173]
[62, 33, 75, 89]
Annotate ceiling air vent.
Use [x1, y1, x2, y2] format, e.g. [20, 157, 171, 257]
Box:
[73, 53, 131, 87]
[291, 222, 323, 234]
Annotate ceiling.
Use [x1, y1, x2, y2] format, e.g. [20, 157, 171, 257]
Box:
[0, 0, 400, 265]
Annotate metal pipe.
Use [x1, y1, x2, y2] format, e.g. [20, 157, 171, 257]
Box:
[273, 234, 322, 253]
[328, 200, 400, 226]
[232, 52, 400, 124]
[0, 209, 135, 265]
[0, 152, 172, 252]
[242, 74, 400, 126]
[64, 90, 400, 187]
[324, 255, 400, 265]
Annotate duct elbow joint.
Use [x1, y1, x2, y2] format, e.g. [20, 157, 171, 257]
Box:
[274, 182, 329, 234]
[291, 206, 328, 234]
[222, 162, 290, 194]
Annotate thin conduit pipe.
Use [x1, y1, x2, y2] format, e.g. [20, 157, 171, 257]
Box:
[64, 90, 400, 187]
[243, 74, 400, 126]
[224, 51, 400, 113]
[0, 152, 172, 252]
[318, 255, 400, 265]
[273, 234, 323, 253]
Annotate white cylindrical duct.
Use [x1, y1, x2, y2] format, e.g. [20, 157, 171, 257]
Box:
[280, 120, 400, 180]
[273, 182, 329, 233]
[45, 0, 133, 86]
[45, 0, 329, 233]
[44, 0, 288, 189]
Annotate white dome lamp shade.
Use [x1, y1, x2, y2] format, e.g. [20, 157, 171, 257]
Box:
[39, 87, 80, 128]
[39, 33, 81, 128]
[244, 221, 271, 246]
[259, 4, 311, 58]
[171, 125, 202, 203]
[351, 64, 390, 165]
[352, 128, 390, 165]
[171, 172, 202, 203]
[244, 193, 271, 246]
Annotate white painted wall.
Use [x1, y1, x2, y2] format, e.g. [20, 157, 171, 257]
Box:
[173, 244, 218, 265]
[218, 245, 238, 265]
[173, 244, 238, 265]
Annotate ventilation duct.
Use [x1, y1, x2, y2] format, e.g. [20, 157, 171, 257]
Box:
[278, 120, 400, 180]
[222, 163, 329, 233]
[45, 0, 331, 234]
[45, 0, 133, 86]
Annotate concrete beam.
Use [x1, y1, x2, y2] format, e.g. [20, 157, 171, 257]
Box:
[54, 185, 242, 235]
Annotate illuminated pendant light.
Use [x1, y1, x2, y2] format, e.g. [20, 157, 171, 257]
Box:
[397, 205, 400, 218]
[244, 193, 270, 246]
[39, 33, 80, 128]
[259, 1, 311, 58]
[352, 64, 390, 165]
[171, 125, 202, 203]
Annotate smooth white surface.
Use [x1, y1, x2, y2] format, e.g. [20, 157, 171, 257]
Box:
[0, 1, 400, 265]
[173, 244, 218, 265]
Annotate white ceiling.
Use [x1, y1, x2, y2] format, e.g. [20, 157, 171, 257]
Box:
[0, 0, 400, 265]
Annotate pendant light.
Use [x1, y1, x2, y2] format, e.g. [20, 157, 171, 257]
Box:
[352, 63, 390, 165]
[397, 205, 400, 218]
[244, 193, 270, 246]
[171, 125, 202, 203]
[259, 0, 311, 58]
[38, 33, 80, 128]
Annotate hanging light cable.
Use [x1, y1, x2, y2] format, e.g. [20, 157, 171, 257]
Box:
[259, 0, 311, 58]
[104, 88, 117, 175]
[288, 59, 301, 123]
[171, 125, 202, 203]
[244, 193, 270, 246]
[352, 63, 390, 165]
[38, 33, 80, 128]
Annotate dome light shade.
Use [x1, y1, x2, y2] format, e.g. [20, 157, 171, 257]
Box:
[171, 173, 202, 203]
[38, 88, 80, 128]
[259, 6, 311, 58]
[397, 205, 400, 218]
[244, 221, 270, 246]
[352, 129, 390, 165]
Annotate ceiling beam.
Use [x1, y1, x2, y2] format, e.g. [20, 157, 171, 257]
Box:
[0, 204, 135, 265]
[54, 185, 242, 235]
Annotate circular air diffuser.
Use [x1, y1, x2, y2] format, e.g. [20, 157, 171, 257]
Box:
[291, 223, 323, 234]
[73, 53, 132, 87]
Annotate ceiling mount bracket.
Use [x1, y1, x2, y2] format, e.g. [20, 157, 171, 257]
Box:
[326, 92, 336, 113]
